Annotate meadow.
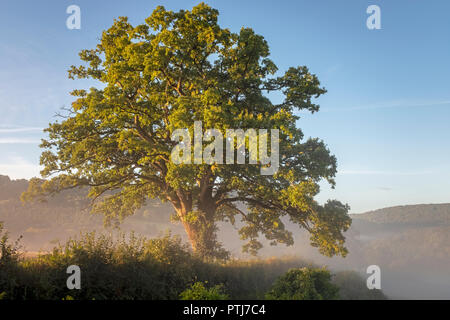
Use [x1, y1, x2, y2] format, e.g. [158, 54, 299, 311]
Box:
[0, 224, 385, 300]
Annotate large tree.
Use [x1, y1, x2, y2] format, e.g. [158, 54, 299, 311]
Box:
[23, 3, 351, 259]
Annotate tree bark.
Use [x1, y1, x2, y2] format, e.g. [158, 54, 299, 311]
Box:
[174, 198, 227, 259]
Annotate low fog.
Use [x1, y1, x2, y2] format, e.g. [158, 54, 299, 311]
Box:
[1, 175, 449, 299]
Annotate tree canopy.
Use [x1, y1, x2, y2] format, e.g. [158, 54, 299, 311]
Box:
[23, 3, 351, 259]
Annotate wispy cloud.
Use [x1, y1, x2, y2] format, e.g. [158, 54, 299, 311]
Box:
[324, 64, 341, 77]
[0, 127, 43, 133]
[0, 138, 41, 144]
[324, 99, 450, 112]
[339, 169, 433, 176]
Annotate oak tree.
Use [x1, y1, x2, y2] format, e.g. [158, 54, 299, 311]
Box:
[23, 3, 351, 259]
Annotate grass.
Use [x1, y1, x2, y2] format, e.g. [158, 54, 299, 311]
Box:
[0, 223, 386, 300]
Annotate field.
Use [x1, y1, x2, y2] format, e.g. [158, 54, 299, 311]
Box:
[0, 226, 385, 300]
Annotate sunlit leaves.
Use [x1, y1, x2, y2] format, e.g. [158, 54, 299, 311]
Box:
[22, 3, 351, 258]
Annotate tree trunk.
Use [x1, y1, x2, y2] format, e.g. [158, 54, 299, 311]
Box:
[175, 204, 228, 260]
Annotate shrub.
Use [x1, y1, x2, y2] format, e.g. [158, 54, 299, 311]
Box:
[180, 282, 228, 300]
[0, 225, 386, 300]
[332, 271, 387, 300]
[265, 267, 339, 300]
[1, 231, 199, 300]
[0, 222, 22, 264]
[0, 222, 23, 299]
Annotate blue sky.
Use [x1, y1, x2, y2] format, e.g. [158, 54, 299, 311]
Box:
[0, 0, 449, 213]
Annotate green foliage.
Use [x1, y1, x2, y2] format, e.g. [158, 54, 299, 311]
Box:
[332, 271, 387, 300]
[22, 2, 351, 258]
[180, 282, 228, 300]
[0, 231, 196, 300]
[0, 222, 23, 299]
[265, 267, 339, 300]
[0, 222, 22, 264]
[0, 230, 297, 300]
[0, 227, 383, 300]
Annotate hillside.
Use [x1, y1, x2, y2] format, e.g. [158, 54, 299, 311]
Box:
[345, 204, 450, 299]
[349, 204, 450, 270]
[353, 203, 450, 226]
[0, 175, 185, 251]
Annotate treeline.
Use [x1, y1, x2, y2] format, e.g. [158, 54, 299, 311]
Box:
[353, 203, 450, 226]
[0, 175, 181, 251]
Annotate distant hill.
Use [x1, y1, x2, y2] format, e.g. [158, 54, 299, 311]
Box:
[352, 203, 450, 226]
[0, 175, 184, 251]
[345, 204, 450, 299]
[347, 203, 450, 243]
[264, 204, 450, 299]
[0, 175, 28, 201]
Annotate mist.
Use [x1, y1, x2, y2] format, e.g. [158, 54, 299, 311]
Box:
[1, 175, 449, 299]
